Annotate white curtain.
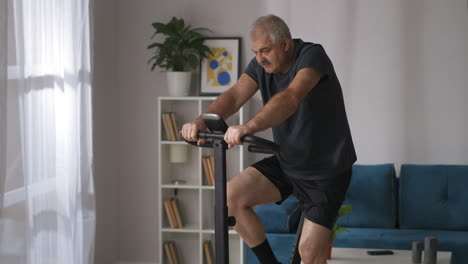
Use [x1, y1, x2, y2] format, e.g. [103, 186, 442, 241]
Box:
[1, 0, 8, 210]
[0, 0, 95, 263]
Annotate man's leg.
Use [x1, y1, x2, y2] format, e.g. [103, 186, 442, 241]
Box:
[227, 167, 282, 262]
[292, 169, 353, 264]
[298, 218, 331, 264]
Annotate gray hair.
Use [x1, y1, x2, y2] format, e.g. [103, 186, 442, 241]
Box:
[250, 14, 292, 45]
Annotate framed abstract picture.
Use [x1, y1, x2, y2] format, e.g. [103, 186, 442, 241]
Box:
[200, 37, 241, 95]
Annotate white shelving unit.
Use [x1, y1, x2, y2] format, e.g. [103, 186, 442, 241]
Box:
[158, 96, 248, 264]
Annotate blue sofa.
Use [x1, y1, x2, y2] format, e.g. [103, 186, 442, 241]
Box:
[245, 164, 468, 264]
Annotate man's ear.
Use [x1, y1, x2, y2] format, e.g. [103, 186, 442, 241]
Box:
[283, 39, 291, 52]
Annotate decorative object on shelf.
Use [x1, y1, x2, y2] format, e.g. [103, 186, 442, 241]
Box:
[147, 17, 212, 96]
[200, 37, 241, 95]
[169, 144, 188, 163]
[170, 179, 186, 185]
[326, 204, 353, 259]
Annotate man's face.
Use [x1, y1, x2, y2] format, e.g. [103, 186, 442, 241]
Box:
[250, 34, 289, 74]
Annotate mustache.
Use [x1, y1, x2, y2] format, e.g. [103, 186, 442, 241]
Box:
[261, 60, 271, 66]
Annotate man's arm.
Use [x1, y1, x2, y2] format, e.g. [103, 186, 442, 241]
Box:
[181, 73, 258, 143]
[224, 68, 323, 146]
[202, 73, 258, 121]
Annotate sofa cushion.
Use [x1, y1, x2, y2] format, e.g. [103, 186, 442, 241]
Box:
[254, 195, 300, 233]
[337, 164, 397, 228]
[399, 164, 468, 231]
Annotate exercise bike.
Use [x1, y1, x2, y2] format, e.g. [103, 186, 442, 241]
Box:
[183, 113, 304, 264]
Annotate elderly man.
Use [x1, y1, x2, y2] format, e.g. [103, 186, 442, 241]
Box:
[182, 14, 356, 264]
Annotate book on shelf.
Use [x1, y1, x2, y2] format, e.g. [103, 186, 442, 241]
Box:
[209, 156, 215, 185]
[169, 241, 179, 264]
[171, 198, 185, 228]
[163, 242, 173, 264]
[202, 156, 214, 186]
[161, 113, 172, 141]
[163, 240, 179, 264]
[203, 240, 213, 264]
[163, 198, 185, 228]
[161, 112, 180, 141]
[202, 156, 216, 186]
[163, 199, 178, 228]
[169, 112, 180, 140]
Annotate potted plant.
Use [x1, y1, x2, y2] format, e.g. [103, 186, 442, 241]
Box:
[147, 16, 212, 96]
[326, 204, 352, 259]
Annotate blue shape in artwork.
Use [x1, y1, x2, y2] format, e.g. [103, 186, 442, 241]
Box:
[217, 72, 231, 86]
[210, 60, 219, 69]
[223, 51, 228, 57]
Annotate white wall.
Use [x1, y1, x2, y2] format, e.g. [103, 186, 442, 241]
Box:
[93, 0, 119, 263]
[290, 0, 468, 168]
[93, 0, 468, 263]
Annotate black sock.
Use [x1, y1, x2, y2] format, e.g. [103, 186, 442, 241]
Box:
[251, 239, 280, 264]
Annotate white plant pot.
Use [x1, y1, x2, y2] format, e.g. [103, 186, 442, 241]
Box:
[166, 71, 192, 96]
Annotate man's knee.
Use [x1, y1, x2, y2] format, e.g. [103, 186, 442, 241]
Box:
[299, 242, 326, 264]
[227, 167, 281, 213]
[227, 182, 249, 211]
[298, 219, 330, 264]
[227, 173, 253, 212]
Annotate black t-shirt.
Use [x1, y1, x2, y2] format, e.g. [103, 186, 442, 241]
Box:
[244, 39, 357, 179]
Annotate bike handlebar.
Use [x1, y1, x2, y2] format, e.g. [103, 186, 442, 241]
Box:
[182, 131, 280, 155]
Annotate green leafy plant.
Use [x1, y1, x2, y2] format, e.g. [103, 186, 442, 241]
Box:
[147, 17, 212, 71]
[331, 205, 352, 240]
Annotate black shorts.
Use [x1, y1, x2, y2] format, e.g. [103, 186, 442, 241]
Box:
[251, 155, 352, 230]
